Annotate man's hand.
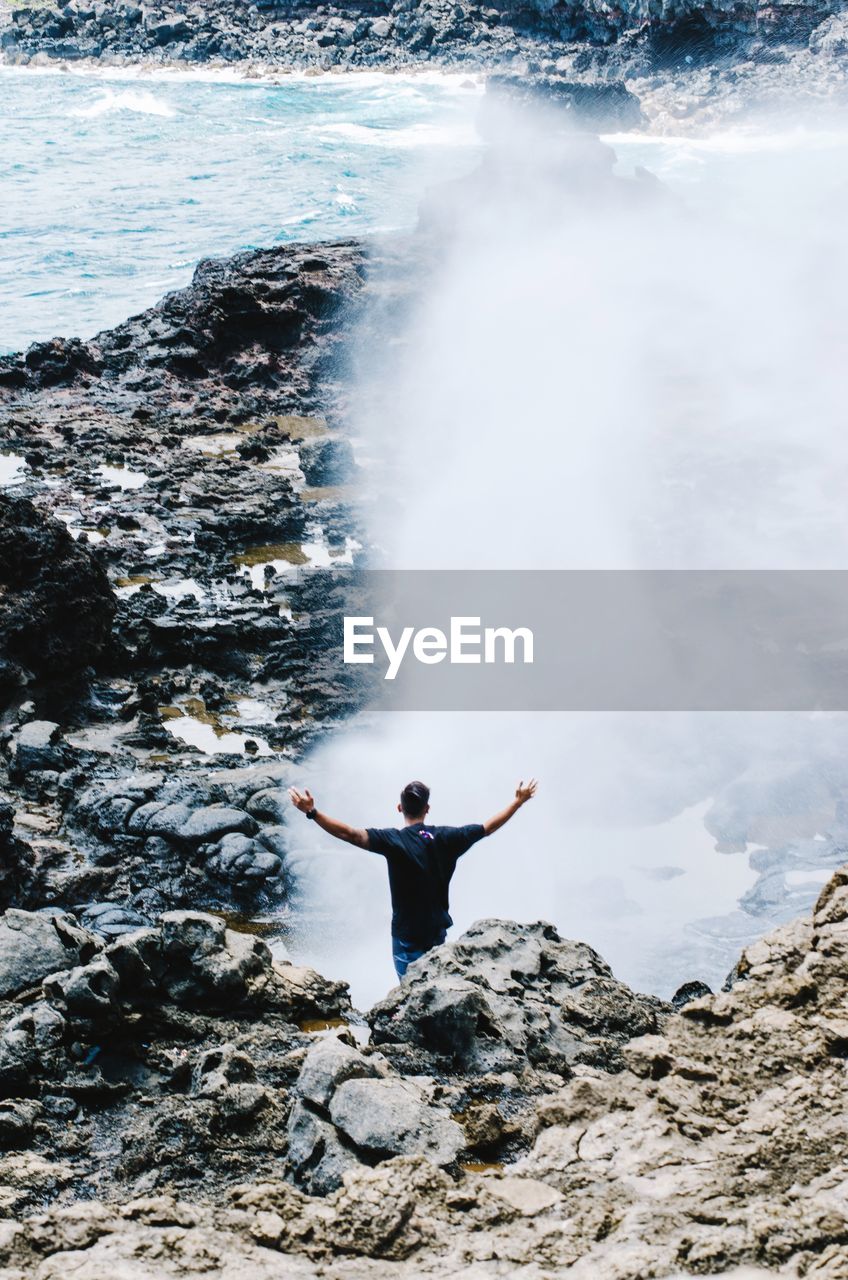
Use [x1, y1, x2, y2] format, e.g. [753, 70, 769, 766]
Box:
[483, 778, 539, 836]
[287, 788, 369, 848]
[516, 779, 537, 805]
[289, 787, 315, 813]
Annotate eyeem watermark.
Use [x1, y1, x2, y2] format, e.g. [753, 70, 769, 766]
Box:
[344, 616, 535, 680]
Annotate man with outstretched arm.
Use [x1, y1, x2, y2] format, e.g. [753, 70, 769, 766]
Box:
[288, 778, 538, 979]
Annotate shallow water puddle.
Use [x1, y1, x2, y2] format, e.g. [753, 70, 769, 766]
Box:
[233, 542, 308, 590]
[230, 695, 283, 723]
[272, 415, 328, 440]
[97, 463, 148, 490]
[159, 698, 275, 756]
[258, 446, 302, 475]
[154, 578, 207, 602]
[234, 532, 360, 588]
[0, 452, 27, 486]
[114, 574, 160, 594]
[67, 525, 108, 543]
[300, 485, 352, 503]
[213, 910, 291, 941]
[298, 1017, 369, 1046]
[301, 533, 359, 567]
[182, 432, 242, 455]
[115, 576, 205, 601]
[233, 542, 309, 567]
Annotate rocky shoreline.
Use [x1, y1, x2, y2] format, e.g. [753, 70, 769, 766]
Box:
[1, 0, 846, 75]
[1, 0, 847, 139]
[0, 235, 398, 930]
[3, 27, 848, 1278]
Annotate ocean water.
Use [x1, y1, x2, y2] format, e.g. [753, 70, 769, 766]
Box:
[0, 65, 482, 352]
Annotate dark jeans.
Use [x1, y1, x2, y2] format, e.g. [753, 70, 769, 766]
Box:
[392, 930, 446, 980]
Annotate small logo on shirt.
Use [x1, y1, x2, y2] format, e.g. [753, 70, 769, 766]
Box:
[418, 830, 434, 840]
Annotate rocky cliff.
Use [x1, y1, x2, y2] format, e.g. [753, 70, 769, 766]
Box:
[2, 0, 848, 110]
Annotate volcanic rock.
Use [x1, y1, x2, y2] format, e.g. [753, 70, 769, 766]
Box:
[0, 496, 116, 704]
[0, 909, 99, 1000]
[369, 918, 670, 1075]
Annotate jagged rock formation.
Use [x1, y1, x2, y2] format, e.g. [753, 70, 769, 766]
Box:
[0, 241, 367, 417]
[1, 0, 844, 73]
[369, 918, 670, 1076]
[0, 907, 351, 1214]
[0, 876, 847, 1276]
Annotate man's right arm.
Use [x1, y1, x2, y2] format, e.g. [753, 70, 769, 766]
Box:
[482, 779, 538, 837]
[289, 788, 370, 848]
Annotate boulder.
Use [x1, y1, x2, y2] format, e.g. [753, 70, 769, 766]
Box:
[295, 1036, 380, 1110]
[245, 788, 289, 824]
[128, 802, 255, 844]
[77, 903, 150, 939]
[369, 919, 670, 1076]
[146, 14, 190, 44]
[179, 806, 256, 843]
[191, 1044, 270, 1119]
[7, 721, 68, 778]
[286, 1038, 461, 1194]
[0, 1099, 40, 1150]
[0, 1001, 66, 1096]
[104, 926, 163, 996]
[286, 1098, 361, 1196]
[203, 832, 282, 888]
[158, 912, 272, 1009]
[43, 954, 120, 1020]
[0, 910, 99, 999]
[329, 1077, 465, 1165]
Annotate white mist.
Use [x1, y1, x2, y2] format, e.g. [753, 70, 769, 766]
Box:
[285, 102, 848, 1010]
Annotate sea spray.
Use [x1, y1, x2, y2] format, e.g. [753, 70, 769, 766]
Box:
[287, 92, 848, 1009]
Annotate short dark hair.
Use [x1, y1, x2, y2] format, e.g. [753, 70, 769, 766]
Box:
[400, 780, 430, 818]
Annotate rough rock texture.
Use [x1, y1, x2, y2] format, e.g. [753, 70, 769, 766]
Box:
[0, 239, 376, 926]
[370, 918, 670, 1075]
[1, 873, 848, 1276]
[0, 909, 98, 999]
[286, 1036, 465, 1193]
[0, 906, 352, 1212]
[0, 805, 36, 910]
[1, 0, 843, 75]
[0, 495, 116, 704]
[0, 240, 366, 413]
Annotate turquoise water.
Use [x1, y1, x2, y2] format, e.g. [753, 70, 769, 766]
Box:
[0, 66, 482, 352]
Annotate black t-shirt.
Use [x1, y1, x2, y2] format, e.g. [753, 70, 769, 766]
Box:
[365, 821, 485, 944]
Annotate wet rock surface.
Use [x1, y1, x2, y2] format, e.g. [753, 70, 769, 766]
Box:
[0, 237, 379, 927]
